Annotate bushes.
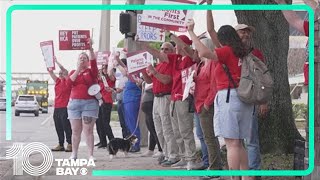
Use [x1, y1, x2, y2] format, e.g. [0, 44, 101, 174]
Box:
[292, 103, 307, 120]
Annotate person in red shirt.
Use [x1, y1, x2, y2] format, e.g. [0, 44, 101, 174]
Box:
[95, 64, 116, 149]
[141, 42, 180, 165]
[47, 57, 72, 153]
[191, 37, 222, 172]
[162, 34, 204, 170]
[188, 19, 253, 177]
[275, 0, 319, 86]
[67, 39, 99, 160]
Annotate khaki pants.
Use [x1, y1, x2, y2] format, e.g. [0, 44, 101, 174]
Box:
[153, 95, 179, 160]
[170, 100, 196, 161]
[199, 105, 222, 170]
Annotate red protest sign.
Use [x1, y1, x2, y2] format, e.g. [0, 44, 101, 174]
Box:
[95, 51, 111, 65]
[59, 30, 90, 50]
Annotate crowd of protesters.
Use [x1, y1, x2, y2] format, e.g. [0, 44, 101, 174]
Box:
[44, 0, 314, 179]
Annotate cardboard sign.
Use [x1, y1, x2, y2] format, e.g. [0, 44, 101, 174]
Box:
[59, 30, 90, 50]
[137, 14, 166, 42]
[181, 64, 197, 101]
[40, 40, 55, 71]
[95, 51, 111, 65]
[141, 0, 196, 32]
[127, 51, 153, 74]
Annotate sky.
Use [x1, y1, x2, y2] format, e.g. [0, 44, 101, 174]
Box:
[0, 0, 308, 97]
[0, 0, 237, 75]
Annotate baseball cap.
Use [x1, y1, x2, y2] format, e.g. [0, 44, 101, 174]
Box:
[178, 35, 193, 45]
[234, 24, 255, 32]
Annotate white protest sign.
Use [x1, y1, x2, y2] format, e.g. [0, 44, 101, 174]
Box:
[181, 64, 197, 101]
[141, 0, 196, 32]
[182, 70, 195, 101]
[137, 14, 166, 42]
[40, 40, 55, 71]
[127, 51, 153, 74]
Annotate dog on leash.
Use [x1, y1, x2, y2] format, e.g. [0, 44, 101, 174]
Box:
[107, 135, 138, 160]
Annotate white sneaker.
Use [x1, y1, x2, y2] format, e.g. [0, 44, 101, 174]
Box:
[68, 154, 77, 160]
[152, 151, 163, 158]
[171, 158, 187, 169]
[187, 161, 204, 170]
[140, 150, 154, 157]
[89, 156, 96, 162]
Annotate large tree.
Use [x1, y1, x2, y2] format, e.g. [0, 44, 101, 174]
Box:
[230, 0, 304, 154]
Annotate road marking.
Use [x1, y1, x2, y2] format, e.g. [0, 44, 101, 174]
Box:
[41, 115, 52, 126]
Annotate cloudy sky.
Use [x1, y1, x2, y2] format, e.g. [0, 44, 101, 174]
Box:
[0, 0, 237, 74]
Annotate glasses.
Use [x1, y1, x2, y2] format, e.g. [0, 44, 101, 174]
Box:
[161, 47, 169, 51]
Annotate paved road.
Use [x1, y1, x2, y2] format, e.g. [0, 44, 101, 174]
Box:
[0, 108, 213, 180]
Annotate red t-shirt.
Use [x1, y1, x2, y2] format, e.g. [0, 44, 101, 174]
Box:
[214, 46, 242, 91]
[169, 54, 195, 101]
[252, 49, 264, 62]
[69, 59, 98, 99]
[304, 21, 309, 37]
[54, 78, 72, 108]
[194, 60, 217, 113]
[99, 78, 115, 104]
[152, 61, 173, 94]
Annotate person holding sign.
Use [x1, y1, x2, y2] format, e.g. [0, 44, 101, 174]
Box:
[140, 42, 180, 166]
[113, 52, 143, 153]
[46, 57, 72, 153]
[67, 38, 99, 160]
[95, 64, 116, 149]
[191, 37, 222, 173]
[188, 19, 253, 178]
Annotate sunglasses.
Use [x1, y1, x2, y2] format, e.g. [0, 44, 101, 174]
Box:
[161, 47, 169, 51]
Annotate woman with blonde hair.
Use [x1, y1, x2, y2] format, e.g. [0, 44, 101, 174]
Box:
[67, 39, 99, 160]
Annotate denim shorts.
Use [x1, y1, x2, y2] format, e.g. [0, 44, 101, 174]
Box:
[67, 99, 99, 120]
[214, 89, 254, 139]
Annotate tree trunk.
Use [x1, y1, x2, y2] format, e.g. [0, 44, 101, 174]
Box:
[231, 0, 304, 154]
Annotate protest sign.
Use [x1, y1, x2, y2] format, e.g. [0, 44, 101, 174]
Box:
[59, 30, 90, 50]
[126, 51, 153, 74]
[181, 64, 197, 101]
[141, 0, 196, 32]
[40, 40, 55, 71]
[95, 51, 111, 65]
[137, 14, 166, 42]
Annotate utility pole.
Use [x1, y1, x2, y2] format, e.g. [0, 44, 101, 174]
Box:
[124, 0, 148, 147]
[99, 0, 111, 51]
[124, 0, 145, 52]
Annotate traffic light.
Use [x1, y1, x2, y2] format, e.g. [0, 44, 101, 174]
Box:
[119, 12, 131, 34]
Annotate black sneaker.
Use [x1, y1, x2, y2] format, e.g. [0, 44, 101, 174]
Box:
[94, 142, 101, 147]
[97, 144, 107, 149]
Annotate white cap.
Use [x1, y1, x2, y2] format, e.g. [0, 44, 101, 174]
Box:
[234, 24, 255, 32]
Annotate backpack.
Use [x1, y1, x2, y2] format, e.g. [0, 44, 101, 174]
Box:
[223, 53, 273, 105]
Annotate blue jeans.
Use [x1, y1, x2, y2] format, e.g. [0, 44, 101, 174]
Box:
[194, 113, 209, 168]
[246, 106, 261, 170]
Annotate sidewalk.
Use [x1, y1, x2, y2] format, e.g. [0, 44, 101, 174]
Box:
[4, 121, 224, 180]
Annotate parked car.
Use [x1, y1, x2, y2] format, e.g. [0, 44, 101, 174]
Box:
[0, 97, 6, 111]
[15, 95, 40, 116]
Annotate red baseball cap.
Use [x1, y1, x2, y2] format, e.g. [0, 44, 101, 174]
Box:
[178, 35, 192, 45]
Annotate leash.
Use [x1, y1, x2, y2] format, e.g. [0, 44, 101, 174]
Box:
[124, 81, 145, 141]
